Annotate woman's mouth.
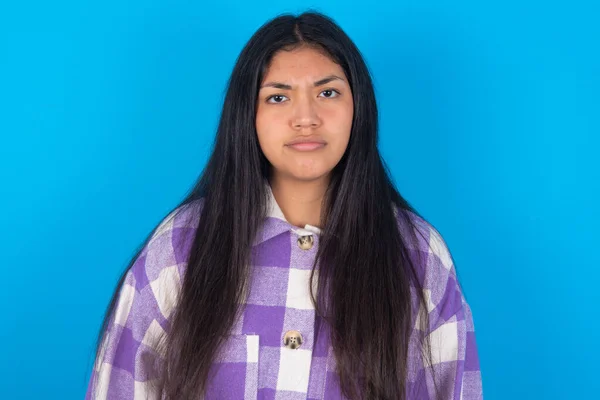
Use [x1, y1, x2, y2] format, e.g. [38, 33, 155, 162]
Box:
[286, 142, 327, 151]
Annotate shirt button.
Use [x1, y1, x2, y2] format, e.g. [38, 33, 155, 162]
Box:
[297, 235, 314, 250]
[283, 330, 303, 349]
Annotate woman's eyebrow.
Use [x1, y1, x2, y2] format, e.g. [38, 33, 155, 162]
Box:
[314, 75, 345, 87]
[260, 74, 345, 90]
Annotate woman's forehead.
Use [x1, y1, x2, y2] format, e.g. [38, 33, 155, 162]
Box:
[262, 47, 346, 83]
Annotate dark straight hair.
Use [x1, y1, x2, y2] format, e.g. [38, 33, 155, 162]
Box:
[91, 10, 442, 399]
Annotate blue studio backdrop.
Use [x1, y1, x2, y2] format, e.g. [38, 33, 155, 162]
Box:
[1, 1, 598, 399]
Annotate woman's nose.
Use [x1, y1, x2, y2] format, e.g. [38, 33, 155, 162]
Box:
[291, 95, 322, 129]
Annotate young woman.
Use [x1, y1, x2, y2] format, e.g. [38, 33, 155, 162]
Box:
[86, 11, 482, 400]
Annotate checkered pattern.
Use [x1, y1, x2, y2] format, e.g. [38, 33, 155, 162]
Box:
[86, 182, 482, 399]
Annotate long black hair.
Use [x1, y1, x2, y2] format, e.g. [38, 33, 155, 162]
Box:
[91, 10, 441, 399]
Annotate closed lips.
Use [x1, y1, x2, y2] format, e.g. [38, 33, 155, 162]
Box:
[286, 138, 326, 145]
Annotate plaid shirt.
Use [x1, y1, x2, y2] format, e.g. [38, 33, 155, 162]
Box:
[86, 183, 483, 399]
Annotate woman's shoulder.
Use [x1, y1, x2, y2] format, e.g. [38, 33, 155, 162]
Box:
[126, 199, 205, 314]
[141, 199, 204, 259]
[394, 206, 454, 270]
[394, 206, 465, 329]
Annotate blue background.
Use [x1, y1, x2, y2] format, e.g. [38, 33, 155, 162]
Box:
[1, 1, 598, 399]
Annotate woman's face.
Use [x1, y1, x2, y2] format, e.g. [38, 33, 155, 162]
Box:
[256, 46, 354, 182]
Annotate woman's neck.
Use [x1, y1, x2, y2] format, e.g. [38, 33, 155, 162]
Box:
[268, 175, 329, 229]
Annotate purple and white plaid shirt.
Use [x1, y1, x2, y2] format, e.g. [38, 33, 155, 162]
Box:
[86, 183, 483, 399]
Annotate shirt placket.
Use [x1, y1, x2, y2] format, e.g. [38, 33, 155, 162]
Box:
[273, 226, 322, 397]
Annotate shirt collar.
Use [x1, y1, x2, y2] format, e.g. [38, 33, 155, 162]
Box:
[253, 180, 322, 246]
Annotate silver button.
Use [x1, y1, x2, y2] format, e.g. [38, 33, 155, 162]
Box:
[297, 235, 314, 250]
[283, 330, 303, 349]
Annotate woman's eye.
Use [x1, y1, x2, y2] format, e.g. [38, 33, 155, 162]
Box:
[267, 94, 289, 104]
[319, 89, 340, 98]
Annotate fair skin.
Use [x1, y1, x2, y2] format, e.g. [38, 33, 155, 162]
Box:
[255, 46, 354, 228]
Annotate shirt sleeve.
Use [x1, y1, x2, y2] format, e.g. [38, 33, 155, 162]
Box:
[414, 223, 483, 400]
[85, 210, 189, 400]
